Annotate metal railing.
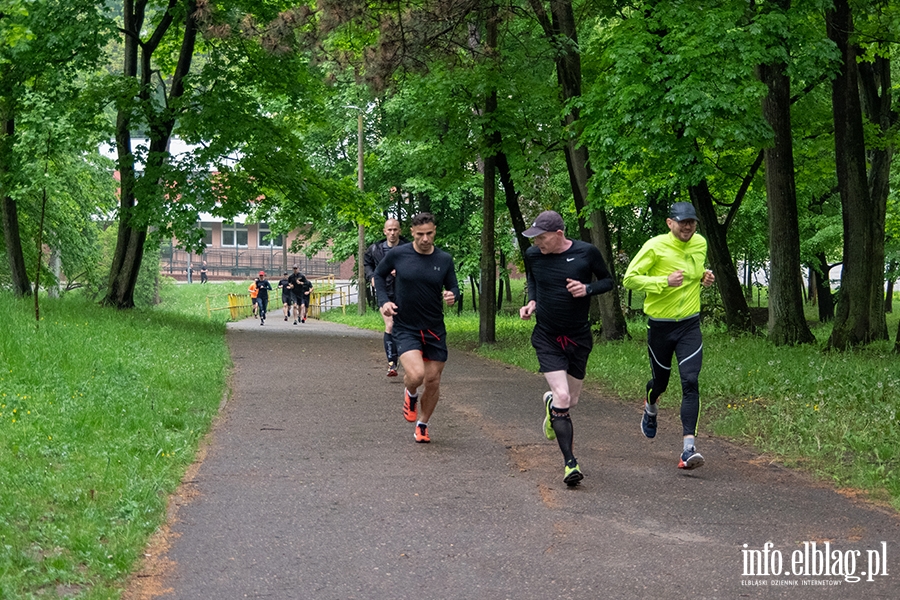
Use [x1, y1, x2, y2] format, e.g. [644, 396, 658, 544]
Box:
[206, 293, 253, 320]
[163, 247, 343, 279]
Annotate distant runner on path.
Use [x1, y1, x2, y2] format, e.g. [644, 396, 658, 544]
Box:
[519, 210, 614, 487]
[288, 265, 311, 324]
[254, 271, 273, 326]
[277, 272, 292, 321]
[248, 280, 259, 319]
[374, 212, 459, 444]
[623, 201, 715, 470]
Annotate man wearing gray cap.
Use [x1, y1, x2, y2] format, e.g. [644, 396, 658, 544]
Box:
[520, 210, 614, 487]
[623, 201, 715, 470]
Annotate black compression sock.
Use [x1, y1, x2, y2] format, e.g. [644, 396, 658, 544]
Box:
[550, 407, 575, 464]
[384, 332, 395, 363]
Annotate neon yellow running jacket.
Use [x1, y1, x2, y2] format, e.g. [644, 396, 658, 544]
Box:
[623, 232, 708, 321]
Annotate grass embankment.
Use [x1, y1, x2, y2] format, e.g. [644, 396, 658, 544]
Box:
[324, 292, 900, 510]
[0, 282, 236, 599]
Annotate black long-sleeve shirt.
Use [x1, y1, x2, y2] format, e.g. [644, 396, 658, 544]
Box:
[374, 244, 460, 331]
[525, 239, 613, 333]
[363, 237, 410, 300]
[254, 279, 273, 301]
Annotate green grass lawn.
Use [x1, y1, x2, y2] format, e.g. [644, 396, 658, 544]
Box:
[325, 286, 900, 510]
[0, 283, 233, 599]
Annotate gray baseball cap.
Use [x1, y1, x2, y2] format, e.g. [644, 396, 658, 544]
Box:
[523, 210, 565, 238]
[669, 202, 698, 222]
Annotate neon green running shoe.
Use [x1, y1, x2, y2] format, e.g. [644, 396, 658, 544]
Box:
[542, 391, 556, 440]
[563, 460, 583, 487]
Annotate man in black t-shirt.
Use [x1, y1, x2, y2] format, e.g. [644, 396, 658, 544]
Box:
[277, 272, 292, 321]
[374, 213, 459, 444]
[520, 210, 614, 487]
[288, 265, 312, 324]
[254, 271, 273, 325]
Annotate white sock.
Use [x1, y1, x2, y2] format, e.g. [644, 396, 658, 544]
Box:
[416, 420, 428, 428]
[407, 388, 419, 398]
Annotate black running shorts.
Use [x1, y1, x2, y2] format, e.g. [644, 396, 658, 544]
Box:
[531, 324, 593, 379]
[392, 324, 449, 363]
[293, 292, 310, 307]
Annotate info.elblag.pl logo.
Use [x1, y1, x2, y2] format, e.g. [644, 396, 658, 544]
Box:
[741, 541, 889, 585]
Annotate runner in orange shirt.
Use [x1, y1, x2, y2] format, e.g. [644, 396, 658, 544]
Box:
[249, 280, 259, 319]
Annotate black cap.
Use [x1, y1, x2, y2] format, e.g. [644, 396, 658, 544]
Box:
[669, 202, 698, 222]
[523, 210, 565, 238]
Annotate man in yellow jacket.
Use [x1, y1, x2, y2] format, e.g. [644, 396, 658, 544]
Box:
[623, 202, 715, 470]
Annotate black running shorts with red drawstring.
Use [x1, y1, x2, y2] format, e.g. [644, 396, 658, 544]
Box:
[392, 324, 449, 363]
[531, 323, 593, 379]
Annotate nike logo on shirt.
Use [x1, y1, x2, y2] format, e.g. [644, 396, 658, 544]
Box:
[567, 257, 575, 262]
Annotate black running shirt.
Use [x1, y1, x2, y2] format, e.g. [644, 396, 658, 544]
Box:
[374, 244, 460, 331]
[254, 279, 273, 301]
[525, 239, 614, 333]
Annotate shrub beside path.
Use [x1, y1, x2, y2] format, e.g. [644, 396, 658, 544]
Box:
[125, 317, 899, 599]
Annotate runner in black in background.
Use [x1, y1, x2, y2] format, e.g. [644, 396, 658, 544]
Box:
[519, 210, 614, 486]
[288, 265, 311, 324]
[277, 272, 292, 321]
[364, 218, 410, 377]
[254, 271, 273, 326]
[374, 212, 460, 444]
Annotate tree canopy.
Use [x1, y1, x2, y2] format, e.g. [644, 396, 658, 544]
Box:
[1, 0, 898, 349]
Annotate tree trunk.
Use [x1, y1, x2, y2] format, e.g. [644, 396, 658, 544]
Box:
[473, 5, 498, 343]
[530, 0, 628, 340]
[758, 47, 815, 345]
[104, 0, 198, 308]
[826, 0, 888, 348]
[860, 55, 895, 321]
[886, 278, 895, 314]
[689, 180, 753, 331]
[886, 260, 898, 313]
[0, 115, 31, 297]
[48, 248, 61, 298]
[495, 148, 530, 265]
[812, 254, 835, 322]
[479, 68, 498, 342]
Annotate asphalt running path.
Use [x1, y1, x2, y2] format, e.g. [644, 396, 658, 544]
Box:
[128, 315, 900, 599]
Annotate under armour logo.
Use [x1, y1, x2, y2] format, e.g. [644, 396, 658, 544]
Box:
[434, 266, 441, 271]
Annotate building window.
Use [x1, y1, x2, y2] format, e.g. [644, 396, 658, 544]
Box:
[222, 222, 248, 247]
[258, 223, 283, 248]
[202, 226, 213, 247]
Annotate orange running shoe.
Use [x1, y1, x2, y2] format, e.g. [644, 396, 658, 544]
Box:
[414, 423, 430, 443]
[403, 389, 418, 422]
[387, 362, 398, 377]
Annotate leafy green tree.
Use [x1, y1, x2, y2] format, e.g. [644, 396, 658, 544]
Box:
[757, 0, 815, 345]
[0, 0, 112, 297]
[103, 0, 202, 308]
[11, 87, 118, 298]
[580, 0, 821, 333]
[825, 0, 891, 348]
